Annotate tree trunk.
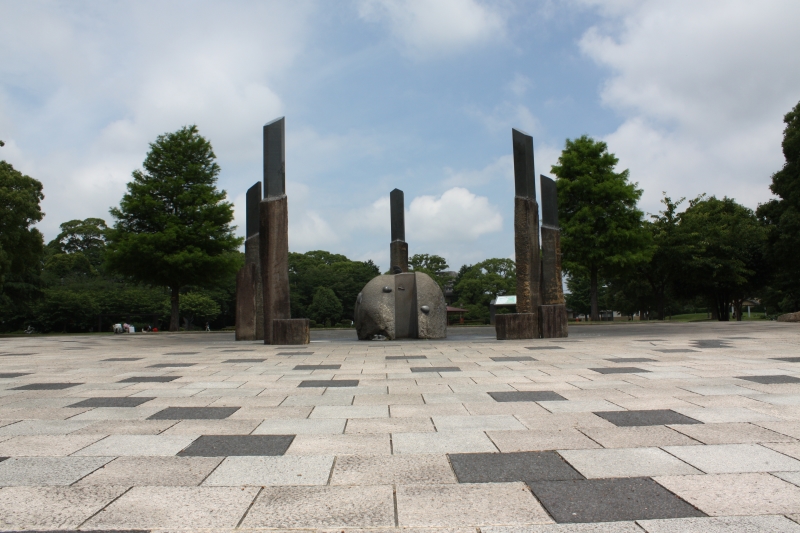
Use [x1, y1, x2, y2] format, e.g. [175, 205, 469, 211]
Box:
[656, 287, 665, 321]
[717, 293, 729, 321]
[590, 265, 599, 321]
[733, 298, 743, 321]
[170, 286, 180, 332]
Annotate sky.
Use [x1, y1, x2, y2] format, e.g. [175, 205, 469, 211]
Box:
[2, 0, 799, 272]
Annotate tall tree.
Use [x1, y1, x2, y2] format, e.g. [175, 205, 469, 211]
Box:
[551, 135, 651, 320]
[453, 258, 516, 322]
[409, 253, 449, 290]
[106, 125, 242, 331]
[757, 100, 800, 312]
[49, 218, 108, 268]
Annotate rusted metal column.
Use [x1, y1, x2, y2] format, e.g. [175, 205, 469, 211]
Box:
[539, 174, 568, 338]
[389, 188, 409, 273]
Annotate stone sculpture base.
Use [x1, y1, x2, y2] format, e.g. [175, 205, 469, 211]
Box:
[260, 195, 291, 345]
[235, 263, 257, 341]
[539, 304, 568, 338]
[272, 318, 310, 345]
[495, 313, 538, 340]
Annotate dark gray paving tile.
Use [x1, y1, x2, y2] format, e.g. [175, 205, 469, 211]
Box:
[0, 530, 149, 533]
[69, 397, 156, 408]
[528, 477, 706, 523]
[10, 383, 82, 390]
[526, 346, 563, 350]
[654, 349, 699, 353]
[177, 434, 294, 456]
[489, 391, 566, 402]
[148, 407, 240, 419]
[386, 355, 427, 360]
[410, 367, 461, 372]
[491, 356, 535, 362]
[0, 373, 32, 378]
[298, 380, 359, 387]
[222, 349, 255, 352]
[737, 375, 800, 384]
[606, 358, 657, 363]
[691, 340, 731, 348]
[590, 367, 650, 374]
[594, 409, 702, 427]
[293, 365, 342, 370]
[773, 357, 800, 363]
[0, 457, 7, 462]
[726, 336, 755, 339]
[102, 358, 142, 361]
[449, 451, 583, 483]
[0, 353, 36, 356]
[163, 352, 199, 355]
[117, 376, 180, 383]
[147, 363, 197, 368]
[277, 352, 315, 355]
[223, 358, 266, 363]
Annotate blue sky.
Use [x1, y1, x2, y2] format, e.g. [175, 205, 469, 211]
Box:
[2, 0, 799, 271]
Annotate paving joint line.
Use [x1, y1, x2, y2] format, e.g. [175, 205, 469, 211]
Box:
[236, 485, 263, 528]
[76, 484, 133, 529]
[392, 483, 399, 526]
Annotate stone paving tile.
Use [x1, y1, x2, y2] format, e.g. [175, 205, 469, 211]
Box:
[517, 413, 616, 430]
[229, 406, 313, 419]
[579, 426, 699, 448]
[203, 455, 334, 485]
[84, 486, 260, 529]
[310, 405, 388, 418]
[488, 429, 601, 452]
[449, 451, 583, 483]
[738, 375, 800, 384]
[483, 523, 643, 532]
[67, 396, 156, 408]
[539, 400, 625, 413]
[345, 417, 436, 434]
[9, 382, 83, 390]
[669, 422, 797, 444]
[118, 376, 180, 383]
[558, 448, 702, 478]
[285, 433, 391, 455]
[489, 391, 567, 402]
[433, 415, 527, 431]
[0, 434, 104, 456]
[0, 419, 93, 435]
[672, 406, 781, 423]
[0, 485, 127, 529]
[411, 367, 462, 372]
[72, 419, 177, 434]
[638, 515, 800, 533]
[253, 418, 345, 434]
[594, 410, 702, 427]
[147, 406, 240, 419]
[331, 454, 457, 484]
[161, 419, 261, 435]
[654, 472, 800, 515]
[75, 434, 197, 456]
[663, 443, 800, 473]
[393, 430, 498, 454]
[589, 367, 650, 375]
[491, 356, 536, 362]
[77, 456, 223, 486]
[298, 379, 360, 387]
[397, 482, 552, 527]
[242, 485, 394, 528]
[353, 393, 424, 405]
[0, 456, 112, 485]
[178, 435, 294, 456]
[528, 478, 705, 523]
[761, 441, 800, 461]
[279, 394, 354, 406]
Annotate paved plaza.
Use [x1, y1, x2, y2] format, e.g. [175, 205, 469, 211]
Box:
[2, 322, 800, 531]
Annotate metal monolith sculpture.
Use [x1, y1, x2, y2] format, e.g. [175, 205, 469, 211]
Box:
[235, 182, 264, 340]
[354, 189, 446, 340]
[258, 117, 309, 344]
[539, 174, 568, 337]
[389, 188, 409, 273]
[496, 129, 541, 340]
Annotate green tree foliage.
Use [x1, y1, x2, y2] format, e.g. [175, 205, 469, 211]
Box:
[105, 125, 242, 331]
[409, 253, 450, 290]
[307, 286, 344, 326]
[677, 195, 767, 321]
[49, 218, 108, 268]
[176, 292, 220, 329]
[758, 100, 800, 312]
[551, 135, 651, 320]
[453, 258, 515, 322]
[289, 250, 379, 322]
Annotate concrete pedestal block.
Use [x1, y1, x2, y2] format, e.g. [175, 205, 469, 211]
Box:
[272, 318, 310, 345]
[495, 313, 538, 340]
[235, 263, 257, 341]
[540, 304, 568, 338]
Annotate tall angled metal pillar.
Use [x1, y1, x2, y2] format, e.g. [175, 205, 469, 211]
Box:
[236, 182, 264, 340]
[389, 188, 409, 273]
[259, 117, 308, 344]
[540, 174, 568, 337]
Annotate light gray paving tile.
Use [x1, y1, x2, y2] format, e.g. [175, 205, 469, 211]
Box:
[0, 434, 104, 456]
[558, 447, 702, 478]
[67, 406, 164, 420]
[578, 426, 699, 448]
[654, 472, 800, 515]
[77, 456, 223, 486]
[397, 482, 552, 527]
[286, 433, 391, 455]
[433, 415, 527, 431]
[0, 419, 93, 435]
[672, 406, 781, 423]
[538, 400, 625, 413]
[0, 456, 113, 486]
[73, 434, 197, 456]
[84, 486, 259, 529]
[679, 384, 762, 396]
[345, 417, 435, 434]
[663, 443, 800, 473]
[241, 485, 394, 528]
[638, 515, 800, 533]
[483, 524, 643, 533]
[392, 430, 498, 454]
[391, 404, 470, 417]
[71, 419, 177, 434]
[281, 394, 355, 406]
[253, 418, 345, 434]
[0, 486, 126, 530]
[203, 455, 334, 486]
[669, 422, 797, 444]
[423, 392, 493, 404]
[516, 413, 616, 430]
[488, 429, 601, 452]
[228, 406, 313, 419]
[161, 419, 261, 435]
[331, 454, 457, 485]
[463, 402, 551, 416]
[762, 442, 800, 461]
[309, 405, 388, 418]
[757, 421, 800, 439]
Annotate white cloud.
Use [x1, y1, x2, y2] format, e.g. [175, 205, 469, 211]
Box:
[357, 0, 506, 58]
[443, 155, 513, 188]
[407, 187, 502, 242]
[466, 103, 540, 136]
[578, 0, 800, 213]
[508, 73, 532, 97]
